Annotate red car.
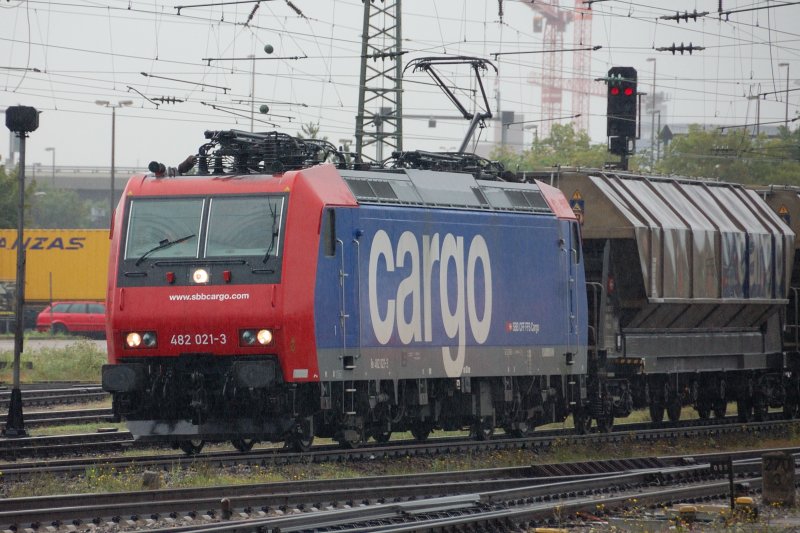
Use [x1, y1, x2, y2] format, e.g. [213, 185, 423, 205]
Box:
[36, 301, 106, 337]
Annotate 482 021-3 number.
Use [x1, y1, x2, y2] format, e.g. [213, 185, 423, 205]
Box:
[170, 333, 227, 346]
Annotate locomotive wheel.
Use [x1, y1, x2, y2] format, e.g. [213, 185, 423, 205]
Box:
[336, 428, 363, 449]
[373, 430, 392, 443]
[231, 438, 256, 452]
[648, 402, 665, 423]
[285, 433, 314, 452]
[471, 417, 494, 441]
[410, 423, 432, 442]
[573, 412, 592, 435]
[783, 397, 799, 419]
[178, 439, 205, 455]
[596, 415, 613, 433]
[506, 420, 533, 438]
[696, 401, 711, 420]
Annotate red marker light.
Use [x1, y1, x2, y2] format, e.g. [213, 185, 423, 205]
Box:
[166, 271, 175, 284]
[610, 87, 620, 95]
[223, 270, 232, 283]
[623, 87, 634, 96]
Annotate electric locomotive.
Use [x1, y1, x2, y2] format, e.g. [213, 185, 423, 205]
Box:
[102, 131, 589, 452]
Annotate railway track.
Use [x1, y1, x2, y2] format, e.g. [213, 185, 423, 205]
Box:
[0, 449, 787, 532]
[2, 416, 798, 480]
[0, 385, 108, 409]
[21, 407, 115, 428]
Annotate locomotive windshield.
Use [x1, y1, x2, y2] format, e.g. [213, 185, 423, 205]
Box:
[124, 195, 286, 262]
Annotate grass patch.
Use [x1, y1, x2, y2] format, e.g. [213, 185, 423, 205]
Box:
[28, 422, 125, 437]
[9, 423, 800, 499]
[0, 339, 105, 382]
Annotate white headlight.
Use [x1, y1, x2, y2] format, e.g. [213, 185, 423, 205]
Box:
[192, 268, 210, 284]
[126, 332, 142, 348]
[257, 329, 273, 345]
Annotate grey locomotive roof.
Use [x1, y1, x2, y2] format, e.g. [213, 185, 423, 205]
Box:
[339, 168, 552, 214]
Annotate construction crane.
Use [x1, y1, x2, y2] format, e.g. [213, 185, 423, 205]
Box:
[527, 0, 602, 137]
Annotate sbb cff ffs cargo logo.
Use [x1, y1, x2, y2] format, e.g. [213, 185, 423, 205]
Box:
[368, 229, 493, 378]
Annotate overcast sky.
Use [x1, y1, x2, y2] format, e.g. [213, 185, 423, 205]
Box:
[1, 0, 798, 171]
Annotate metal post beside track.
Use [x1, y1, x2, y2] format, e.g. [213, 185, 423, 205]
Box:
[3, 105, 39, 438]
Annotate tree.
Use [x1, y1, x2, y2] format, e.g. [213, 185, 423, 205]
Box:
[0, 166, 95, 229]
[297, 122, 325, 140]
[653, 125, 800, 185]
[27, 183, 92, 228]
[0, 165, 36, 229]
[491, 123, 608, 171]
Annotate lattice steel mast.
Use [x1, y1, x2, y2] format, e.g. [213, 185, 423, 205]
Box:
[354, 0, 403, 163]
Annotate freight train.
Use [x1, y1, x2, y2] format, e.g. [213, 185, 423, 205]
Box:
[100, 130, 797, 454]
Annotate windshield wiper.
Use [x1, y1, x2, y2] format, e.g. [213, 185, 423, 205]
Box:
[135, 234, 195, 266]
[262, 202, 279, 264]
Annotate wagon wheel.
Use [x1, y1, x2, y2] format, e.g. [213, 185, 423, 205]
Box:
[648, 402, 665, 423]
[737, 399, 753, 422]
[410, 422, 433, 442]
[713, 380, 727, 419]
[666, 396, 682, 422]
[713, 400, 728, 419]
[471, 417, 494, 441]
[753, 398, 768, 422]
[178, 439, 205, 455]
[696, 402, 711, 420]
[783, 396, 799, 419]
[231, 438, 256, 452]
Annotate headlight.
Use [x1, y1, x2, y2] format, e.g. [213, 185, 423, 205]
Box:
[240, 328, 274, 347]
[125, 331, 157, 348]
[256, 329, 273, 345]
[192, 268, 210, 284]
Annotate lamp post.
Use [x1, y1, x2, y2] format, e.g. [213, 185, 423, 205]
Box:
[95, 100, 133, 224]
[779, 63, 790, 129]
[4, 105, 39, 438]
[646, 57, 656, 168]
[44, 147, 55, 187]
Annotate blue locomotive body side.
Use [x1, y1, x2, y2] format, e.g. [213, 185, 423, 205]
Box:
[314, 203, 588, 381]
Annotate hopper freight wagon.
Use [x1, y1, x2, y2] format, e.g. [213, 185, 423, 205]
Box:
[550, 172, 794, 423]
[0, 229, 109, 325]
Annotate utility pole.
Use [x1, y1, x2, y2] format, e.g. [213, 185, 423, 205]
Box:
[354, 0, 403, 163]
[779, 63, 790, 128]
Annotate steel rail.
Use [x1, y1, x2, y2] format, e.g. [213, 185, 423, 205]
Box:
[0, 453, 771, 531]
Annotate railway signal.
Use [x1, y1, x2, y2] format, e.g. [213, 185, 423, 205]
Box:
[606, 66, 638, 139]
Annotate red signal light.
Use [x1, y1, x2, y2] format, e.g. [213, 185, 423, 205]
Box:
[623, 87, 634, 96]
[610, 86, 620, 95]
